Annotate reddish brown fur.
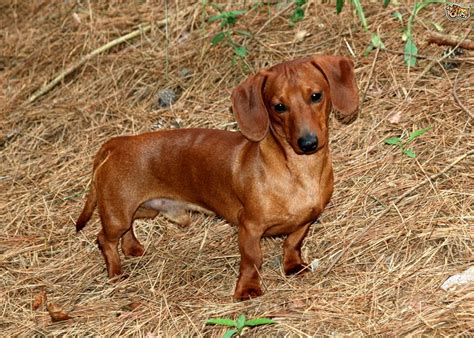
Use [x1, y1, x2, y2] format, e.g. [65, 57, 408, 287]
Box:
[76, 55, 359, 300]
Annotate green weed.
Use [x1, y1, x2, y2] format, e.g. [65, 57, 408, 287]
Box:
[336, 1, 388, 56]
[206, 3, 250, 62]
[206, 314, 275, 337]
[290, 0, 307, 25]
[384, 127, 431, 158]
[397, 0, 446, 67]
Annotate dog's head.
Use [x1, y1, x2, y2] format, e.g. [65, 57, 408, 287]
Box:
[231, 55, 359, 154]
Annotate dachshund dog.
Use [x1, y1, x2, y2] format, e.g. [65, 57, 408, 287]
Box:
[76, 55, 359, 300]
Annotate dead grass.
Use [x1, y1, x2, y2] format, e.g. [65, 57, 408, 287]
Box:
[1, 1, 473, 336]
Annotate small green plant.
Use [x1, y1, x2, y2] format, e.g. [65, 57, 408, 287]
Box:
[384, 127, 431, 158]
[207, 7, 250, 62]
[397, 0, 445, 67]
[289, 0, 307, 25]
[336, 1, 389, 56]
[206, 314, 275, 338]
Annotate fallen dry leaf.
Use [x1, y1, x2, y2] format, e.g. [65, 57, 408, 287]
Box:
[47, 303, 72, 322]
[387, 110, 402, 124]
[294, 30, 310, 42]
[32, 290, 46, 310]
[122, 301, 141, 312]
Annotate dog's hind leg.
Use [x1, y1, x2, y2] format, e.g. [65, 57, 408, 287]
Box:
[97, 203, 135, 278]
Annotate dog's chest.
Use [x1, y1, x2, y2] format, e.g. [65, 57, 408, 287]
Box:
[261, 174, 324, 228]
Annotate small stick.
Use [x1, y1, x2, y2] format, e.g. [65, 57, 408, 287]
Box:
[28, 24, 151, 103]
[361, 47, 379, 106]
[27, 4, 195, 105]
[452, 65, 473, 120]
[255, 2, 294, 36]
[427, 31, 474, 50]
[324, 149, 474, 276]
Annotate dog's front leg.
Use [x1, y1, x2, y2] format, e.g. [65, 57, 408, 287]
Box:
[234, 223, 264, 301]
[283, 222, 310, 275]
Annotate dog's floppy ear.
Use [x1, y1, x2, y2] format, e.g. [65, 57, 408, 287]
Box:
[231, 72, 269, 142]
[311, 55, 359, 124]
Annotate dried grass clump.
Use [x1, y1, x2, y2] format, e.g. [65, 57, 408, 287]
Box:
[1, 1, 472, 336]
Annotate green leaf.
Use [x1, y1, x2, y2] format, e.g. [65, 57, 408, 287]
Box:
[290, 7, 305, 23]
[336, 0, 345, 14]
[392, 11, 403, 23]
[223, 329, 238, 338]
[244, 318, 276, 327]
[223, 10, 246, 17]
[236, 314, 246, 331]
[404, 38, 418, 67]
[234, 45, 247, 58]
[206, 318, 236, 327]
[208, 10, 245, 24]
[295, 0, 307, 6]
[371, 34, 385, 49]
[211, 31, 226, 45]
[383, 0, 390, 8]
[431, 21, 443, 32]
[224, 16, 238, 26]
[364, 43, 375, 57]
[208, 13, 225, 22]
[352, 0, 368, 31]
[384, 137, 402, 145]
[407, 126, 431, 142]
[403, 148, 416, 158]
[235, 30, 252, 37]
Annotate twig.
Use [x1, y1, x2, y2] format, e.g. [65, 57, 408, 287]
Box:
[255, 2, 294, 36]
[27, 24, 151, 103]
[27, 5, 197, 105]
[361, 47, 379, 106]
[404, 27, 471, 101]
[452, 65, 473, 120]
[427, 31, 474, 50]
[324, 149, 474, 276]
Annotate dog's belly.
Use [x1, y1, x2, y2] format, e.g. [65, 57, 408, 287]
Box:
[142, 198, 214, 214]
[140, 198, 214, 225]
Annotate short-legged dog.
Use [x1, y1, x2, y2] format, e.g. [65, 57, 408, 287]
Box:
[76, 55, 359, 300]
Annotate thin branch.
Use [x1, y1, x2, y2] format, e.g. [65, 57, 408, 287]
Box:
[427, 31, 474, 50]
[453, 65, 473, 120]
[28, 24, 151, 104]
[27, 6, 195, 104]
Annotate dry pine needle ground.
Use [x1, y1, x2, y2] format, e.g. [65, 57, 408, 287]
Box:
[1, 1, 473, 336]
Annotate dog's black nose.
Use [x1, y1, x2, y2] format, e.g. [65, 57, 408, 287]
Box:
[297, 133, 318, 153]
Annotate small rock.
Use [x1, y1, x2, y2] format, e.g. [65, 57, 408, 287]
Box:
[155, 89, 177, 108]
[441, 266, 474, 291]
[442, 47, 464, 70]
[310, 258, 320, 272]
[178, 68, 192, 79]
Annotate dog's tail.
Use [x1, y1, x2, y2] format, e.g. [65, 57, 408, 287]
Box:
[75, 184, 97, 232]
[75, 144, 111, 232]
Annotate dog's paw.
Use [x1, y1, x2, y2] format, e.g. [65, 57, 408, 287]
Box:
[233, 286, 263, 301]
[122, 244, 145, 257]
[284, 263, 308, 276]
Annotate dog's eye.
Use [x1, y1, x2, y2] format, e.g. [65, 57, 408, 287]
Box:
[274, 103, 286, 112]
[311, 92, 322, 103]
